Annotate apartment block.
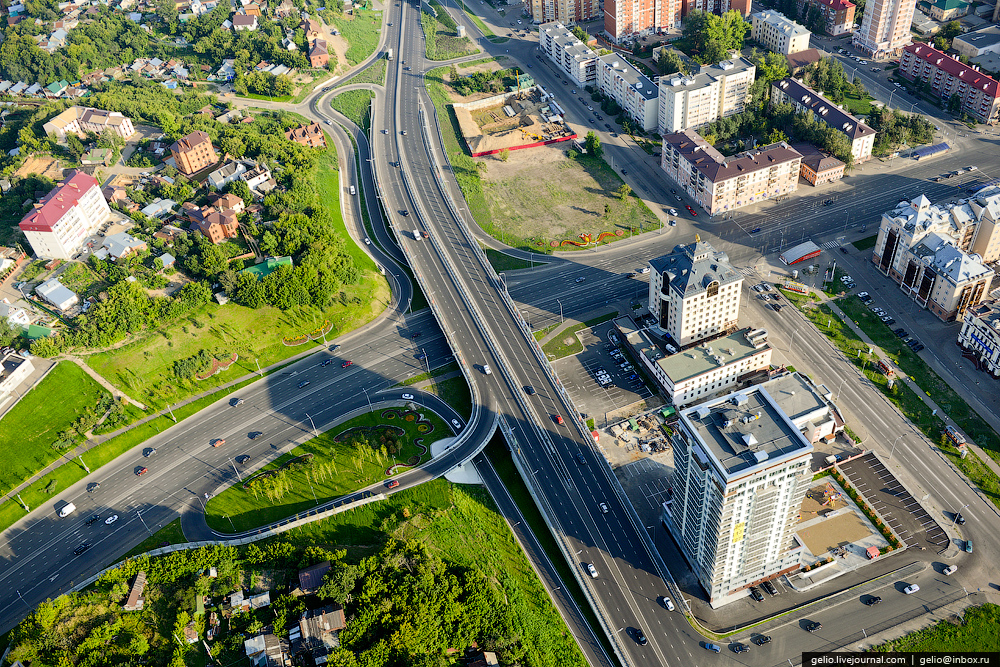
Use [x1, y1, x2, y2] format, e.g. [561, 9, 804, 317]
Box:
[771, 78, 875, 163]
[968, 187, 1000, 263]
[898, 43, 1000, 125]
[43, 106, 136, 143]
[19, 171, 111, 260]
[662, 385, 812, 606]
[597, 55, 659, 132]
[538, 22, 599, 85]
[793, 143, 845, 185]
[958, 301, 1000, 378]
[615, 318, 773, 405]
[873, 195, 993, 321]
[852, 0, 916, 58]
[169, 130, 218, 175]
[751, 10, 811, 55]
[604, 0, 681, 44]
[796, 0, 855, 36]
[647, 237, 743, 347]
[661, 130, 801, 216]
[682, 0, 753, 20]
[657, 57, 756, 134]
[529, 0, 600, 27]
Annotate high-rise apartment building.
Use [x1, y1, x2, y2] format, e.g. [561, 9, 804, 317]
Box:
[898, 43, 1000, 126]
[604, 0, 682, 44]
[852, 0, 916, 58]
[539, 22, 600, 84]
[597, 54, 659, 131]
[647, 237, 743, 347]
[529, 0, 600, 27]
[657, 57, 756, 134]
[662, 385, 813, 606]
[19, 171, 111, 260]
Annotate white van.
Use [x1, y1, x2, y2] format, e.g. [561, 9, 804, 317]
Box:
[349, 185, 356, 196]
[59, 503, 77, 517]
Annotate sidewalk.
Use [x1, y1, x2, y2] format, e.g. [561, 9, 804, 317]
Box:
[63, 354, 147, 410]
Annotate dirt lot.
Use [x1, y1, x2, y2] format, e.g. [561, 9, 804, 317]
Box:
[797, 513, 872, 556]
[14, 155, 65, 180]
[445, 61, 505, 103]
[479, 146, 658, 246]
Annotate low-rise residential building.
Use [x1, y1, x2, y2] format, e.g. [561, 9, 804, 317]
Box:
[923, 0, 969, 21]
[771, 78, 875, 163]
[302, 17, 322, 40]
[285, 122, 327, 148]
[0, 301, 31, 329]
[19, 171, 111, 260]
[232, 13, 258, 30]
[873, 194, 994, 320]
[98, 231, 147, 261]
[43, 106, 136, 142]
[309, 39, 329, 68]
[241, 162, 273, 194]
[36, 278, 78, 310]
[615, 317, 773, 406]
[538, 22, 599, 85]
[647, 237, 743, 347]
[898, 43, 1000, 125]
[656, 57, 756, 134]
[958, 300, 1000, 378]
[208, 161, 248, 190]
[751, 10, 811, 55]
[662, 384, 811, 606]
[792, 142, 845, 185]
[952, 25, 1000, 59]
[0, 350, 35, 409]
[170, 130, 218, 175]
[661, 130, 802, 216]
[785, 48, 822, 75]
[596, 55, 658, 132]
[289, 604, 345, 662]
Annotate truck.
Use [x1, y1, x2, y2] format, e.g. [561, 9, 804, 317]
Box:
[411, 229, 421, 240]
[877, 359, 894, 378]
[386, 48, 393, 60]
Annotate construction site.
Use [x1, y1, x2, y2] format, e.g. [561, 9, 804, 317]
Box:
[452, 83, 577, 157]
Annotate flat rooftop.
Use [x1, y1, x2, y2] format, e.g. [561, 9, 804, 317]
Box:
[762, 372, 826, 423]
[681, 385, 812, 478]
[657, 328, 770, 383]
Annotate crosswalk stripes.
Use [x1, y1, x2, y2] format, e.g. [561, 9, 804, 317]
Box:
[820, 240, 841, 249]
[736, 266, 757, 277]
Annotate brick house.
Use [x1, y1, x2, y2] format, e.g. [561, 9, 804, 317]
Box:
[169, 130, 218, 175]
[309, 39, 329, 68]
[285, 123, 327, 148]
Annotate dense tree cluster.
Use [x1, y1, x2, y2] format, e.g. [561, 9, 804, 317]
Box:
[234, 70, 295, 98]
[680, 10, 749, 64]
[656, 49, 688, 76]
[448, 66, 516, 96]
[801, 57, 867, 105]
[866, 107, 935, 156]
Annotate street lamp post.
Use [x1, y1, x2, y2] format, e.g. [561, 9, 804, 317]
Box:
[363, 388, 373, 413]
[305, 413, 318, 436]
[228, 457, 242, 483]
[837, 376, 848, 400]
[136, 509, 152, 535]
[890, 434, 905, 460]
[951, 503, 969, 526]
[224, 514, 235, 532]
[557, 298, 564, 324]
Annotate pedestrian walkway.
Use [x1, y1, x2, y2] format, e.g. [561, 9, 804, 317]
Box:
[63, 354, 147, 410]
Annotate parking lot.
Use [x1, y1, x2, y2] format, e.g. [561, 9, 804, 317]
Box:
[553, 321, 656, 427]
[839, 452, 949, 552]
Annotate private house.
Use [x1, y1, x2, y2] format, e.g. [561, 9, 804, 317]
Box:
[285, 122, 327, 148]
[170, 130, 217, 175]
[232, 13, 258, 30]
[297, 560, 331, 594]
[309, 39, 329, 68]
[208, 161, 248, 190]
[97, 231, 147, 261]
[289, 604, 345, 662]
[302, 17, 322, 40]
[196, 209, 240, 244]
[36, 278, 78, 311]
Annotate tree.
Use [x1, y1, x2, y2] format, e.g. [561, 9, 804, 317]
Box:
[657, 49, 686, 76]
[584, 131, 602, 158]
[617, 183, 632, 202]
[497, 148, 510, 162]
[570, 25, 589, 42]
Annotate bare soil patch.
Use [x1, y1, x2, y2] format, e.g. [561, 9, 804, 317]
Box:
[15, 155, 65, 180]
[797, 513, 872, 556]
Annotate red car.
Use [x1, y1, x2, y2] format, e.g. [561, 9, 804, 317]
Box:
[554, 415, 565, 425]
[342, 360, 353, 368]
[685, 204, 697, 216]
[136, 467, 148, 476]
[212, 438, 225, 447]
[387, 479, 399, 489]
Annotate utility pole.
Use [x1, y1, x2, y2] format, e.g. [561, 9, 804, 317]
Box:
[255, 358, 263, 377]
[136, 509, 151, 535]
[16, 494, 28, 512]
[79, 455, 90, 473]
[229, 457, 242, 483]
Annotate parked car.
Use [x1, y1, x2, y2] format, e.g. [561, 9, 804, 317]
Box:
[749, 586, 764, 602]
[761, 581, 778, 596]
[731, 643, 750, 654]
[964, 540, 973, 553]
[752, 634, 771, 645]
[943, 564, 958, 575]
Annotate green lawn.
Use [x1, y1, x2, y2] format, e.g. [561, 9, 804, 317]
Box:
[853, 234, 878, 251]
[542, 311, 617, 359]
[842, 92, 874, 116]
[533, 323, 559, 341]
[204, 409, 450, 533]
[423, 0, 478, 61]
[116, 518, 186, 562]
[421, 375, 473, 420]
[875, 604, 1000, 652]
[333, 9, 384, 65]
[0, 362, 108, 495]
[485, 247, 539, 271]
[336, 58, 385, 88]
[329, 89, 374, 130]
[84, 147, 388, 412]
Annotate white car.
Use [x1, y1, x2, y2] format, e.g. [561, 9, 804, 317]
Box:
[451, 418, 463, 430]
[598, 502, 609, 513]
[841, 275, 853, 283]
[669, 208, 678, 216]
[904, 584, 920, 594]
[364, 237, 371, 245]
[105, 514, 119, 525]
[943, 565, 958, 576]
[401, 393, 414, 400]
[663, 596, 675, 611]
[586, 563, 598, 578]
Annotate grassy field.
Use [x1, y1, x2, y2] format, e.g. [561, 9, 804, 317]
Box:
[399, 360, 460, 386]
[853, 234, 878, 251]
[875, 604, 1000, 652]
[329, 89, 374, 131]
[336, 58, 385, 88]
[59, 262, 105, 300]
[116, 518, 186, 562]
[333, 9, 384, 65]
[0, 362, 108, 495]
[542, 311, 617, 359]
[533, 322, 560, 341]
[421, 374, 473, 419]
[842, 91, 874, 116]
[423, 0, 478, 60]
[84, 146, 388, 412]
[484, 246, 539, 271]
[204, 409, 449, 532]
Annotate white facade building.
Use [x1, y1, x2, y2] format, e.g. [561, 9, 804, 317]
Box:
[751, 10, 811, 55]
[19, 171, 111, 260]
[958, 301, 1000, 378]
[662, 386, 812, 606]
[0, 350, 34, 409]
[657, 57, 756, 135]
[42, 106, 136, 143]
[853, 0, 916, 58]
[538, 22, 599, 85]
[596, 55, 659, 132]
[35, 278, 78, 311]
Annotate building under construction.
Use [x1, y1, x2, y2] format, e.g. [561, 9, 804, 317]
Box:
[452, 85, 577, 157]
